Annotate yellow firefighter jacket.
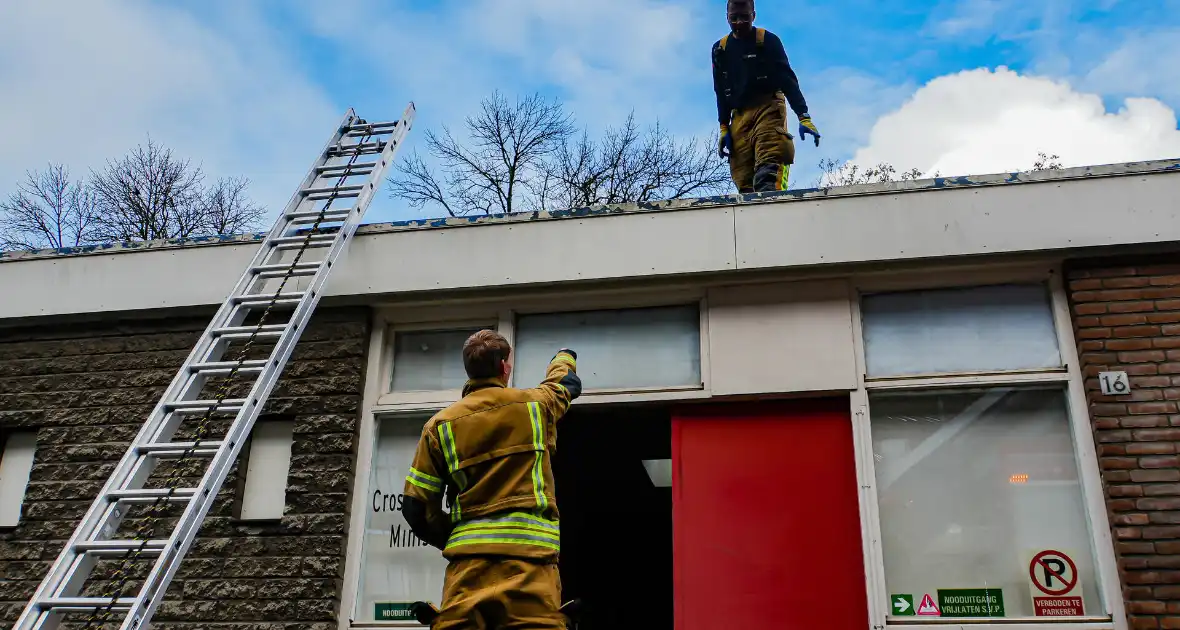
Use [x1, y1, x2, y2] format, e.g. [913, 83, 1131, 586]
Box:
[403, 351, 580, 562]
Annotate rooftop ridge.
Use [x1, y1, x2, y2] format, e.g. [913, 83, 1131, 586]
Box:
[3, 156, 1177, 264]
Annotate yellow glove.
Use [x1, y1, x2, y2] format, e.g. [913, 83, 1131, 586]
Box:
[798, 114, 821, 147]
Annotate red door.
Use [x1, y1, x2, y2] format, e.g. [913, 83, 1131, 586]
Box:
[672, 398, 868, 630]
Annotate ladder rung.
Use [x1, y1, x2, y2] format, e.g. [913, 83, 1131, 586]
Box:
[271, 234, 338, 251]
[251, 262, 322, 279]
[303, 184, 363, 200]
[306, 191, 361, 202]
[346, 121, 400, 136]
[190, 359, 268, 374]
[287, 208, 352, 224]
[37, 597, 135, 612]
[164, 399, 248, 413]
[107, 488, 198, 503]
[317, 168, 374, 181]
[231, 292, 306, 308]
[316, 161, 378, 175]
[327, 142, 384, 157]
[75, 540, 169, 556]
[211, 324, 288, 340]
[137, 441, 224, 458]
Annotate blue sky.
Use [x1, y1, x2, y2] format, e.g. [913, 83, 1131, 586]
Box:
[2, 0, 1178, 227]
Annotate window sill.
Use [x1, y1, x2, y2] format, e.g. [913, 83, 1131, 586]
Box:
[864, 367, 1070, 390]
[887, 617, 1114, 629]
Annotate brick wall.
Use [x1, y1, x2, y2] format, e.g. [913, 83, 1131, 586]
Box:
[1066, 259, 1180, 630]
[0, 307, 370, 629]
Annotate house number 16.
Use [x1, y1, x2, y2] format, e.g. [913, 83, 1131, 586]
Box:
[1099, 371, 1130, 396]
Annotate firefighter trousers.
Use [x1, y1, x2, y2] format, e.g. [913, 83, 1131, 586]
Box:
[433, 556, 564, 629]
[728, 90, 796, 193]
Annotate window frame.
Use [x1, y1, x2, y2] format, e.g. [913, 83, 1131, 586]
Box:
[507, 301, 709, 397]
[342, 288, 713, 628]
[376, 318, 501, 407]
[369, 287, 712, 415]
[847, 264, 1127, 630]
[346, 408, 446, 627]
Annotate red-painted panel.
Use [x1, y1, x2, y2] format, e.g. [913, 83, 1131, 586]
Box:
[672, 398, 867, 630]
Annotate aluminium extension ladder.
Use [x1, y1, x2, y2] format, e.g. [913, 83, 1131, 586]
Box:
[12, 103, 416, 630]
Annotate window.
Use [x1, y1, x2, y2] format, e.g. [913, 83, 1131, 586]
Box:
[859, 280, 1111, 623]
[236, 419, 294, 521]
[870, 387, 1102, 619]
[1, 431, 37, 528]
[861, 283, 1061, 377]
[354, 415, 449, 624]
[389, 326, 492, 392]
[513, 304, 701, 391]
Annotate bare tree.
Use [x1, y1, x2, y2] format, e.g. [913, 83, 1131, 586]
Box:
[388, 91, 576, 216]
[87, 137, 264, 242]
[0, 164, 98, 251]
[200, 175, 266, 235]
[532, 112, 731, 210]
[815, 158, 928, 188]
[816, 150, 1066, 189]
[1032, 152, 1063, 170]
[388, 92, 730, 217]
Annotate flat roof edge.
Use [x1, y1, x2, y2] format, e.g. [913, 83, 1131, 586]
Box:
[3, 156, 1177, 264]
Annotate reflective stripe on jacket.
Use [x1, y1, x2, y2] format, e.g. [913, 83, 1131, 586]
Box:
[402, 351, 581, 561]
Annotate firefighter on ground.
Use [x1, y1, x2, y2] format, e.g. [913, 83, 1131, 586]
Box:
[402, 329, 581, 629]
[713, 0, 820, 193]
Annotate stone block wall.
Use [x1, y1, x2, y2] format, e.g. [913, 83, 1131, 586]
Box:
[0, 306, 370, 629]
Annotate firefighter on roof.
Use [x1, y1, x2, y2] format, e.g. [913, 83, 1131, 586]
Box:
[713, 0, 820, 193]
[402, 329, 581, 629]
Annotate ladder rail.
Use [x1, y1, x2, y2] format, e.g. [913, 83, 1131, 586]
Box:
[8, 108, 366, 630]
[10, 102, 416, 630]
[126, 103, 415, 629]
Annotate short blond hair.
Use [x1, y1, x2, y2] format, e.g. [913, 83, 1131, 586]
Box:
[462, 329, 511, 379]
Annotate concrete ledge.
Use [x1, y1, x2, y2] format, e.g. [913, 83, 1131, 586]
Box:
[2, 157, 1179, 321]
[3, 157, 1177, 263]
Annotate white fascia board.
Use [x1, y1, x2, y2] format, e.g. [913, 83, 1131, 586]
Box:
[1, 158, 1178, 321]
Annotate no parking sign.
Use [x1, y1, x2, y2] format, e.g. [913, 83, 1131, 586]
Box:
[1026, 549, 1084, 617]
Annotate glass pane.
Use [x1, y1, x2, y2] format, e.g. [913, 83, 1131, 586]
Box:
[513, 305, 701, 391]
[861, 283, 1061, 377]
[870, 387, 1103, 619]
[355, 416, 449, 622]
[390, 327, 491, 392]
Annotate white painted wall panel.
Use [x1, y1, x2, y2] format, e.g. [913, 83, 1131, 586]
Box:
[735, 174, 1180, 270]
[0, 432, 38, 528]
[2, 244, 256, 318]
[239, 420, 295, 521]
[0, 208, 736, 320]
[329, 207, 737, 295]
[706, 279, 857, 395]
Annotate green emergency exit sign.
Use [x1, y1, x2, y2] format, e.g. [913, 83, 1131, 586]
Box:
[938, 589, 1005, 617]
[375, 602, 416, 621]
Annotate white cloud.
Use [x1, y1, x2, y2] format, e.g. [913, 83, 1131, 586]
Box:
[927, 0, 1012, 38]
[846, 67, 1180, 179]
[1081, 29, 1180, 108]
[787, 67, 918, 188]
[0, 0, 339, 223]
